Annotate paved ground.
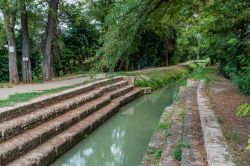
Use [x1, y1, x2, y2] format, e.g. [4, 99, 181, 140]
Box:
[0, 74, 106, 100]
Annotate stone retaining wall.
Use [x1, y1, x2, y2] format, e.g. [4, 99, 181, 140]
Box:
[197, 80, 235, 166]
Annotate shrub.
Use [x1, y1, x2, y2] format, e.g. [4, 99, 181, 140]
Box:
[236, 103, 250, 118]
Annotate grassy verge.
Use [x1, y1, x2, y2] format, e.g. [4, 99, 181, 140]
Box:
[0, 61, 209, 108]
[135, 61, 207, 90]
[0, 83, 85, 108]
[188, 66, 219, 82]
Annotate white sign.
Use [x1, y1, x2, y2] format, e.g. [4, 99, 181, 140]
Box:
[23, 57, 29, 61]
[9, 46, 14, 53]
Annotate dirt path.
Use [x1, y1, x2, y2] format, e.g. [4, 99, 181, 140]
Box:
[207, 78, 250, 165]
[0, 74, 106, 99]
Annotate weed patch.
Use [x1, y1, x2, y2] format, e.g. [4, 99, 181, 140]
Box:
[158, 123, 171, 136]
[224, 131, 241, 144]
[147, 147, 162, 160]
[172, 139, 190, 161]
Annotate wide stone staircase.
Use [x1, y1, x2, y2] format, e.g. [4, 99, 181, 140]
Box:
[0, 76, 144, 166]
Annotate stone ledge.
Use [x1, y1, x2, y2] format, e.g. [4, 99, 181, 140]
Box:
[197, 80, 235, 166]
[181, 80, 206, 166]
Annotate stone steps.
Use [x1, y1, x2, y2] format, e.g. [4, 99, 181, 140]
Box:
[6, 88, 143, 166]
[181, 79, 235, 166]
[0, 80, 128, 142]
[0, 85, 134, 164]
[0, 76, 145, 165]
[181, 80, 207, 166]
[0, 77, 124, 122]
[158, 87, 186, 166]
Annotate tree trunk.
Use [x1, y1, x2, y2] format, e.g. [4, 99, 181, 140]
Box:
[21, 3, 32, 83]
[2, 6, 19, 84]
[42, 0, 59, 80]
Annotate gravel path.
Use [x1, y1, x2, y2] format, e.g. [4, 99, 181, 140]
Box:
[0, 74, 106, 100]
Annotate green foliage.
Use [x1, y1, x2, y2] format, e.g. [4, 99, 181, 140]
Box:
[172, 139, 190, 161]
[201, 1, 250, 94]
[158, 122, 170, 136]
[0, 49, 9, 82]
[185, 63, 198, 72]
[53, 2, 100, 77]
[0, 0, 248, 95]
[0, 21, 9, 82]
[236, 103, 250, 118]
[180, 111, 186, 125]
[224, 131, 241, 144]
[89, 0, 176, 72]
[189, 67, 218, 82]
[135, 62, 202, 90]
[147, 147, 162, 160]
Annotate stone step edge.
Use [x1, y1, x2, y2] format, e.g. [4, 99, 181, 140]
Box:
[158, 87, 186, 166]
[0, 85, 136, 165]
[0, 76, 125, 122]
[140, 104, 176, 166]
[0, 80, 129, 143]
[110, 84, 134, 99]
[181, 82, 206, 166]
[197, 80, 235, 166]
[141, 86, 187, 166]
[7, 88, 144, 166]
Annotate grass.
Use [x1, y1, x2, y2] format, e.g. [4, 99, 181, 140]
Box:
[158, 122, 171, 136]
[172, 139, 190, 161]
[188, 66, 218, 82]
[135, 63, 199, 90]
[147, 147, 162, 160]
[0, 83, 85, 108]
[180, 111, 186, 123]
[224, 131, 241, 144]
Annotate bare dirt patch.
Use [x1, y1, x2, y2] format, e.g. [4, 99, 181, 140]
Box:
[207, 78, 250, 166]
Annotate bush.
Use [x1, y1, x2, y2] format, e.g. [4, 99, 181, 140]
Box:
[236, 104, 250, 118]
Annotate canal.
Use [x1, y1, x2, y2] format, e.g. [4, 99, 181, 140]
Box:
[52, 81, 182, 166]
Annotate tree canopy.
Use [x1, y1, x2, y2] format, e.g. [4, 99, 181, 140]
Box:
[0, 0, 249, 93]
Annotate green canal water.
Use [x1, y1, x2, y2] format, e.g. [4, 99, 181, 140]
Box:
[52, 82, 182, 166]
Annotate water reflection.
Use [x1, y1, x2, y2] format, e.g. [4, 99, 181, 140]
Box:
[52, 82, 181, 166]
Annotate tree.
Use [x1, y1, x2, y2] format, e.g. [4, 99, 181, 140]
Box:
[0, 0, 19, 84]
[21, 0, 32, 83]
[42, 0, 59, 80]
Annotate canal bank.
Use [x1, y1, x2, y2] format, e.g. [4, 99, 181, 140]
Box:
[52, 81, 183, 166]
